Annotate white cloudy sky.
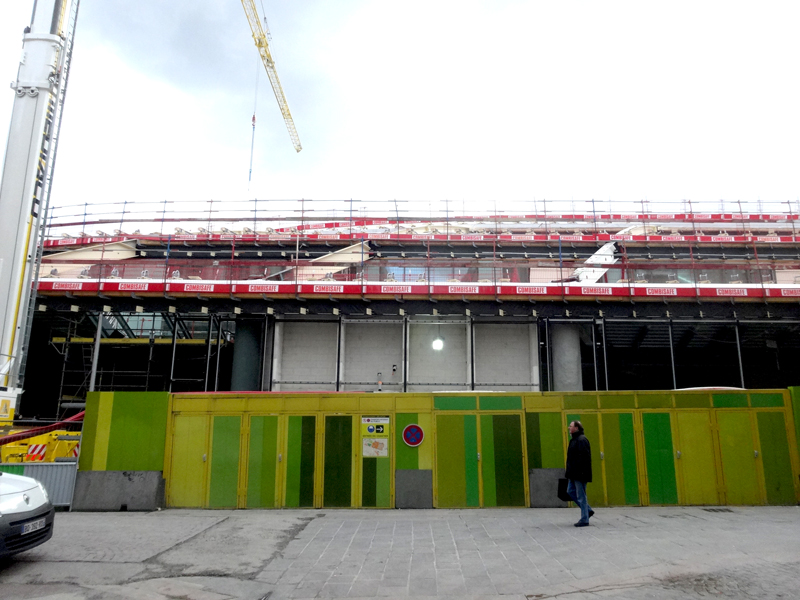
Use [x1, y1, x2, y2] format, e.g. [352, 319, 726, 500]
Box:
[1, 0, 800, 223]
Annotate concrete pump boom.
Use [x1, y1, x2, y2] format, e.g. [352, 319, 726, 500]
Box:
[241, 0, 302, 152]
[0, 0, 78, 422]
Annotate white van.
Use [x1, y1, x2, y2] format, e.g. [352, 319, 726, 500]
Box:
[0, 472, 54, 557]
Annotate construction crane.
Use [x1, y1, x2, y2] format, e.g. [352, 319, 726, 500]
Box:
[0, 0, 79, 423]
[240, 1, 302, 153]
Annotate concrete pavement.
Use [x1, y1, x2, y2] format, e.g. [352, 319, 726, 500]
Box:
[1, 506, 798, 599]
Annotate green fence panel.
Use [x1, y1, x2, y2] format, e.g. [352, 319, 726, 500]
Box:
[463, 415, 480, 507]
[564, 395, 597, 410]
[619, 413, 640, 505]
[480, 396, 522, 411]
[642, 413, 678, 505]
[480, 415, 497, 507]
[436, 415, 468, 507]
[712, 394, 748, 408]
[601, 413, 626, 505]
[323, 416, 352, 507]
[525, 412, 542, 469]
[750, 393, 784, 408]
[247, 416, 278, 508]
[674, 394, 711, 409]
[540, 412, 565, 469]
[209, 416, 241, 508]
[299, 416, 316, 507]
[376, 457, 391, 507]
[285, 416, 316, 508]
[106, 392, 169, 471]
[637, 394, 672, 409]
[756, 412, 795, 505]
[434, 396, 477, 411]
[790, 388, 800, 451]
[395, 413, 418, 470]
[492, 414, 525, 507]
[598, 413, 639, 505]
[362, 457, 377, 507]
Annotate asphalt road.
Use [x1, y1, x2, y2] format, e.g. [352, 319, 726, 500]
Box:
[1, 506, 798, 599]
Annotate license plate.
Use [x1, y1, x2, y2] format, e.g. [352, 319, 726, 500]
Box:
[22, 518, 46, 535]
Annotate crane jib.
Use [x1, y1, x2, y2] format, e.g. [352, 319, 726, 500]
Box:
[241, 0, 302, 153]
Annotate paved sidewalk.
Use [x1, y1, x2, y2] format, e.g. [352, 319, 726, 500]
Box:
[1, 506, 798, 599]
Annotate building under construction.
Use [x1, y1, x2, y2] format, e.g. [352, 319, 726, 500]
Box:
[2, 1, 799, 512]
[19, 199, 800, 419]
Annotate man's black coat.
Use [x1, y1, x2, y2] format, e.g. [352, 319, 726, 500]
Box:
[565, 431, 592, 483]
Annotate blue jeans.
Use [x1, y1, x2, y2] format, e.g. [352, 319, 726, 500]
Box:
[567, 479, 592, 524]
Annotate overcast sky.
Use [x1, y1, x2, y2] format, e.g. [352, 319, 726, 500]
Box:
[2, 1, 800, 223]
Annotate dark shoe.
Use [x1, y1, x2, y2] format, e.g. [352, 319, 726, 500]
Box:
[574, 521, 590, 527]
[588, 510, 595, 518]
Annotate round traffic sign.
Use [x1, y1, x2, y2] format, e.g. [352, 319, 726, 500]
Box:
[402, 424, 424, 447]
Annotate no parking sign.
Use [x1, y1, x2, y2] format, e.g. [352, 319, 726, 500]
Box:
[402, 424, 424, 447]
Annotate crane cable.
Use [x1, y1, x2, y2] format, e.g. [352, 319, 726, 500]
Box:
[248, 56, 259, 187]
[248, 2, 278, 186]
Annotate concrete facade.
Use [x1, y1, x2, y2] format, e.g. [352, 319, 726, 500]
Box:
[474, 323, 539, 391]
[407, 321, 469, 391]
[341, 321, 404, 392]
[274, 321, 339, 391]
[267, 318, 545, 393]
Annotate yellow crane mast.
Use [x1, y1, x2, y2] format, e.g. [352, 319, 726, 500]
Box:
[241, 0, 302, 152]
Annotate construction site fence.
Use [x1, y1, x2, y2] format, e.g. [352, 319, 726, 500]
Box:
[0, 462, 78, 507]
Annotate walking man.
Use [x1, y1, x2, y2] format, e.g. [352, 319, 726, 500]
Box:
[566, 420, 594, 527]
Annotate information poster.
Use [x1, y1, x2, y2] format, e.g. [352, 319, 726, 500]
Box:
[361, 416, 390, 457]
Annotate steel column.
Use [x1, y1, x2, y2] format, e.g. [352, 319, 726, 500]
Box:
[402, 315, 408, 392]
[88, 311, 103, 392]
[335, 317, 343, 391]
[468, 317, 475, 390]
[601, 318, 609, 391]
[204, 314, 213, 391]
[591, 321, 599, 391]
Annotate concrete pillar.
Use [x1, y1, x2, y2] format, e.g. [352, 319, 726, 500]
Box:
[338, 320, 345, 391]
[231, 320, 262, 391]
[466, 319, 473, 389]
[529, 323, 540, 391]
[271, 321, 283, 391]
[551, 324, 583, 391]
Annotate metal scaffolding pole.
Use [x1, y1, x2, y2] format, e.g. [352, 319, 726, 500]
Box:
[668, 320, 677, 390]
[734, 322, 746, 388]
[168, 313, 178, 393]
